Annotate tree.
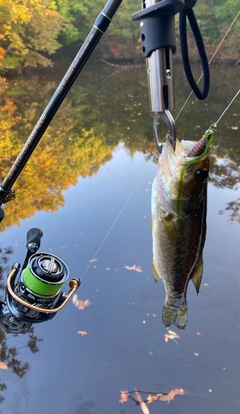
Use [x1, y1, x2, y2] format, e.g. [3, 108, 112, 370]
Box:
[0, 0, 63, 70]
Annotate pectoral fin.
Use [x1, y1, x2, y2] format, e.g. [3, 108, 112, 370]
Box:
[191, 256, 203, 295]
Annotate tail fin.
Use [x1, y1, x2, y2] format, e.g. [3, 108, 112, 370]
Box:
[162, 303, 188, 330]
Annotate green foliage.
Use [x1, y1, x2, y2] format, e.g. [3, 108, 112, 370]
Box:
[0, 0, 239, 68]
[176, 1, 239, 61]
[94, 0, 141, 59]
[54, 0, 97, 44]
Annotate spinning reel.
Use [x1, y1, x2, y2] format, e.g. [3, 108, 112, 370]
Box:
[0, 228, 80, 334]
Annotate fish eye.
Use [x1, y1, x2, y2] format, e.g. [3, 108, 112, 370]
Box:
[195, 169, 208, 182]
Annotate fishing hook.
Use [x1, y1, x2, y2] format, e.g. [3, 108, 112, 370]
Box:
[153, 109, 176, 153]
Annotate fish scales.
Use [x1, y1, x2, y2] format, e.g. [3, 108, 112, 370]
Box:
[152, 131, 214, 329]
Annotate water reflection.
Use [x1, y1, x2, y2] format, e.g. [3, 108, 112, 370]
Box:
[225, 198, 240, 223]
[0, 244, 42, 404]
[0, 63, 239, 231]
[0, 62, 239, 413]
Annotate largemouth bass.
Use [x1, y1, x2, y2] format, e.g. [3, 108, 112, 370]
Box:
[151, 130, 214, 330]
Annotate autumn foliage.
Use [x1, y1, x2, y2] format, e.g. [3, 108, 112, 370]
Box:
[0, 0, 239, 71]
[0, 0, 63, 70]
[119, 388, 186, 413]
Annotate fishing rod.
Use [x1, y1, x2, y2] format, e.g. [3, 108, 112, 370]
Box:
[0, 0, 125, 335]
[0, 0, 210, 334]
[0, 0, 209, 218]
[0, 0, 125, 220]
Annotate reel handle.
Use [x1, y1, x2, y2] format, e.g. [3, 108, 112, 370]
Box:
[26, 228, 43, 253]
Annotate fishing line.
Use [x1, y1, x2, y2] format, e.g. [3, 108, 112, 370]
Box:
[175, 10, 240, 124]
[81, 9, 240, 281]
[211, 89, 240, 128]
[81, 164, 149, 280]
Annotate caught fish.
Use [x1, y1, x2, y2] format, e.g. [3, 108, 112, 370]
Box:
[152, 130, 214, 330]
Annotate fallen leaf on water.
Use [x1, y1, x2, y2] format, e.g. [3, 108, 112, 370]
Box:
[146, 389, 185, 404]
[72, 294, 78, 305]
[77, 331, 88, 336]
[78, 299, 92, 310]
[146, 393, 166, 403]
[135, 391, 150, 414]
[124, 264, 142, 273]
[89, 258, 97, 263]
[72, 295, 92, 310]
[0, 362, 8, 370]
[119, 387, 186, 409]
[168, 330, 178, 335]
[119, 391, 129, 403]
[159, 388, 186, 404]
[164, 330, 180, 344]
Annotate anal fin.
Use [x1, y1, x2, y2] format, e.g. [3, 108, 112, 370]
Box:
[191, 256, 203, 295]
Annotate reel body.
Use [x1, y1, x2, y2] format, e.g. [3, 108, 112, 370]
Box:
[0, 229, 80, 334]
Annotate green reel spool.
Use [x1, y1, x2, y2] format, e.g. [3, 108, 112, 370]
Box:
[22, 253, 69, 297]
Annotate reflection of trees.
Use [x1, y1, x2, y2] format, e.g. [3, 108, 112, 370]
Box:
[0, 73, 117, 229]
[210, 155, 239, 189]
[0, 327, 42, 404]
[0, 62, 239, 228]
[225, 198, 240, 224]
[0, 246, 43, 403]
[0, 247, 13, 291]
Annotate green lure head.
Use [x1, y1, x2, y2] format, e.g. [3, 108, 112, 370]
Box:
[184, 129, 214, 169]
[204, 128, 215, 151]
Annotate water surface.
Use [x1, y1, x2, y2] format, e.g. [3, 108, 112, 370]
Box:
[0, 61, 239, 413]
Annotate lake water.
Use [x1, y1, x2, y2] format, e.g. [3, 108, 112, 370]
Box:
[0, 59, 239, 413]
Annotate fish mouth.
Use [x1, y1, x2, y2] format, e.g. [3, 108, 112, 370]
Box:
[163, 129, 214, 171]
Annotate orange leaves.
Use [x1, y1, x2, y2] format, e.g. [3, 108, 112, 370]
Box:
[164, 330, 180, 344]
[89, 258, 97, 263]
[0, 46, 5, 62]
[0, 362, 8, 370]
[119, 391, 129, 404]
[0, 0, 63, 69]
[124, 264, 142, 273]
[154, 388, 186, 404]
[72, 294, 92, 310]
[119, 388, 186, 412]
